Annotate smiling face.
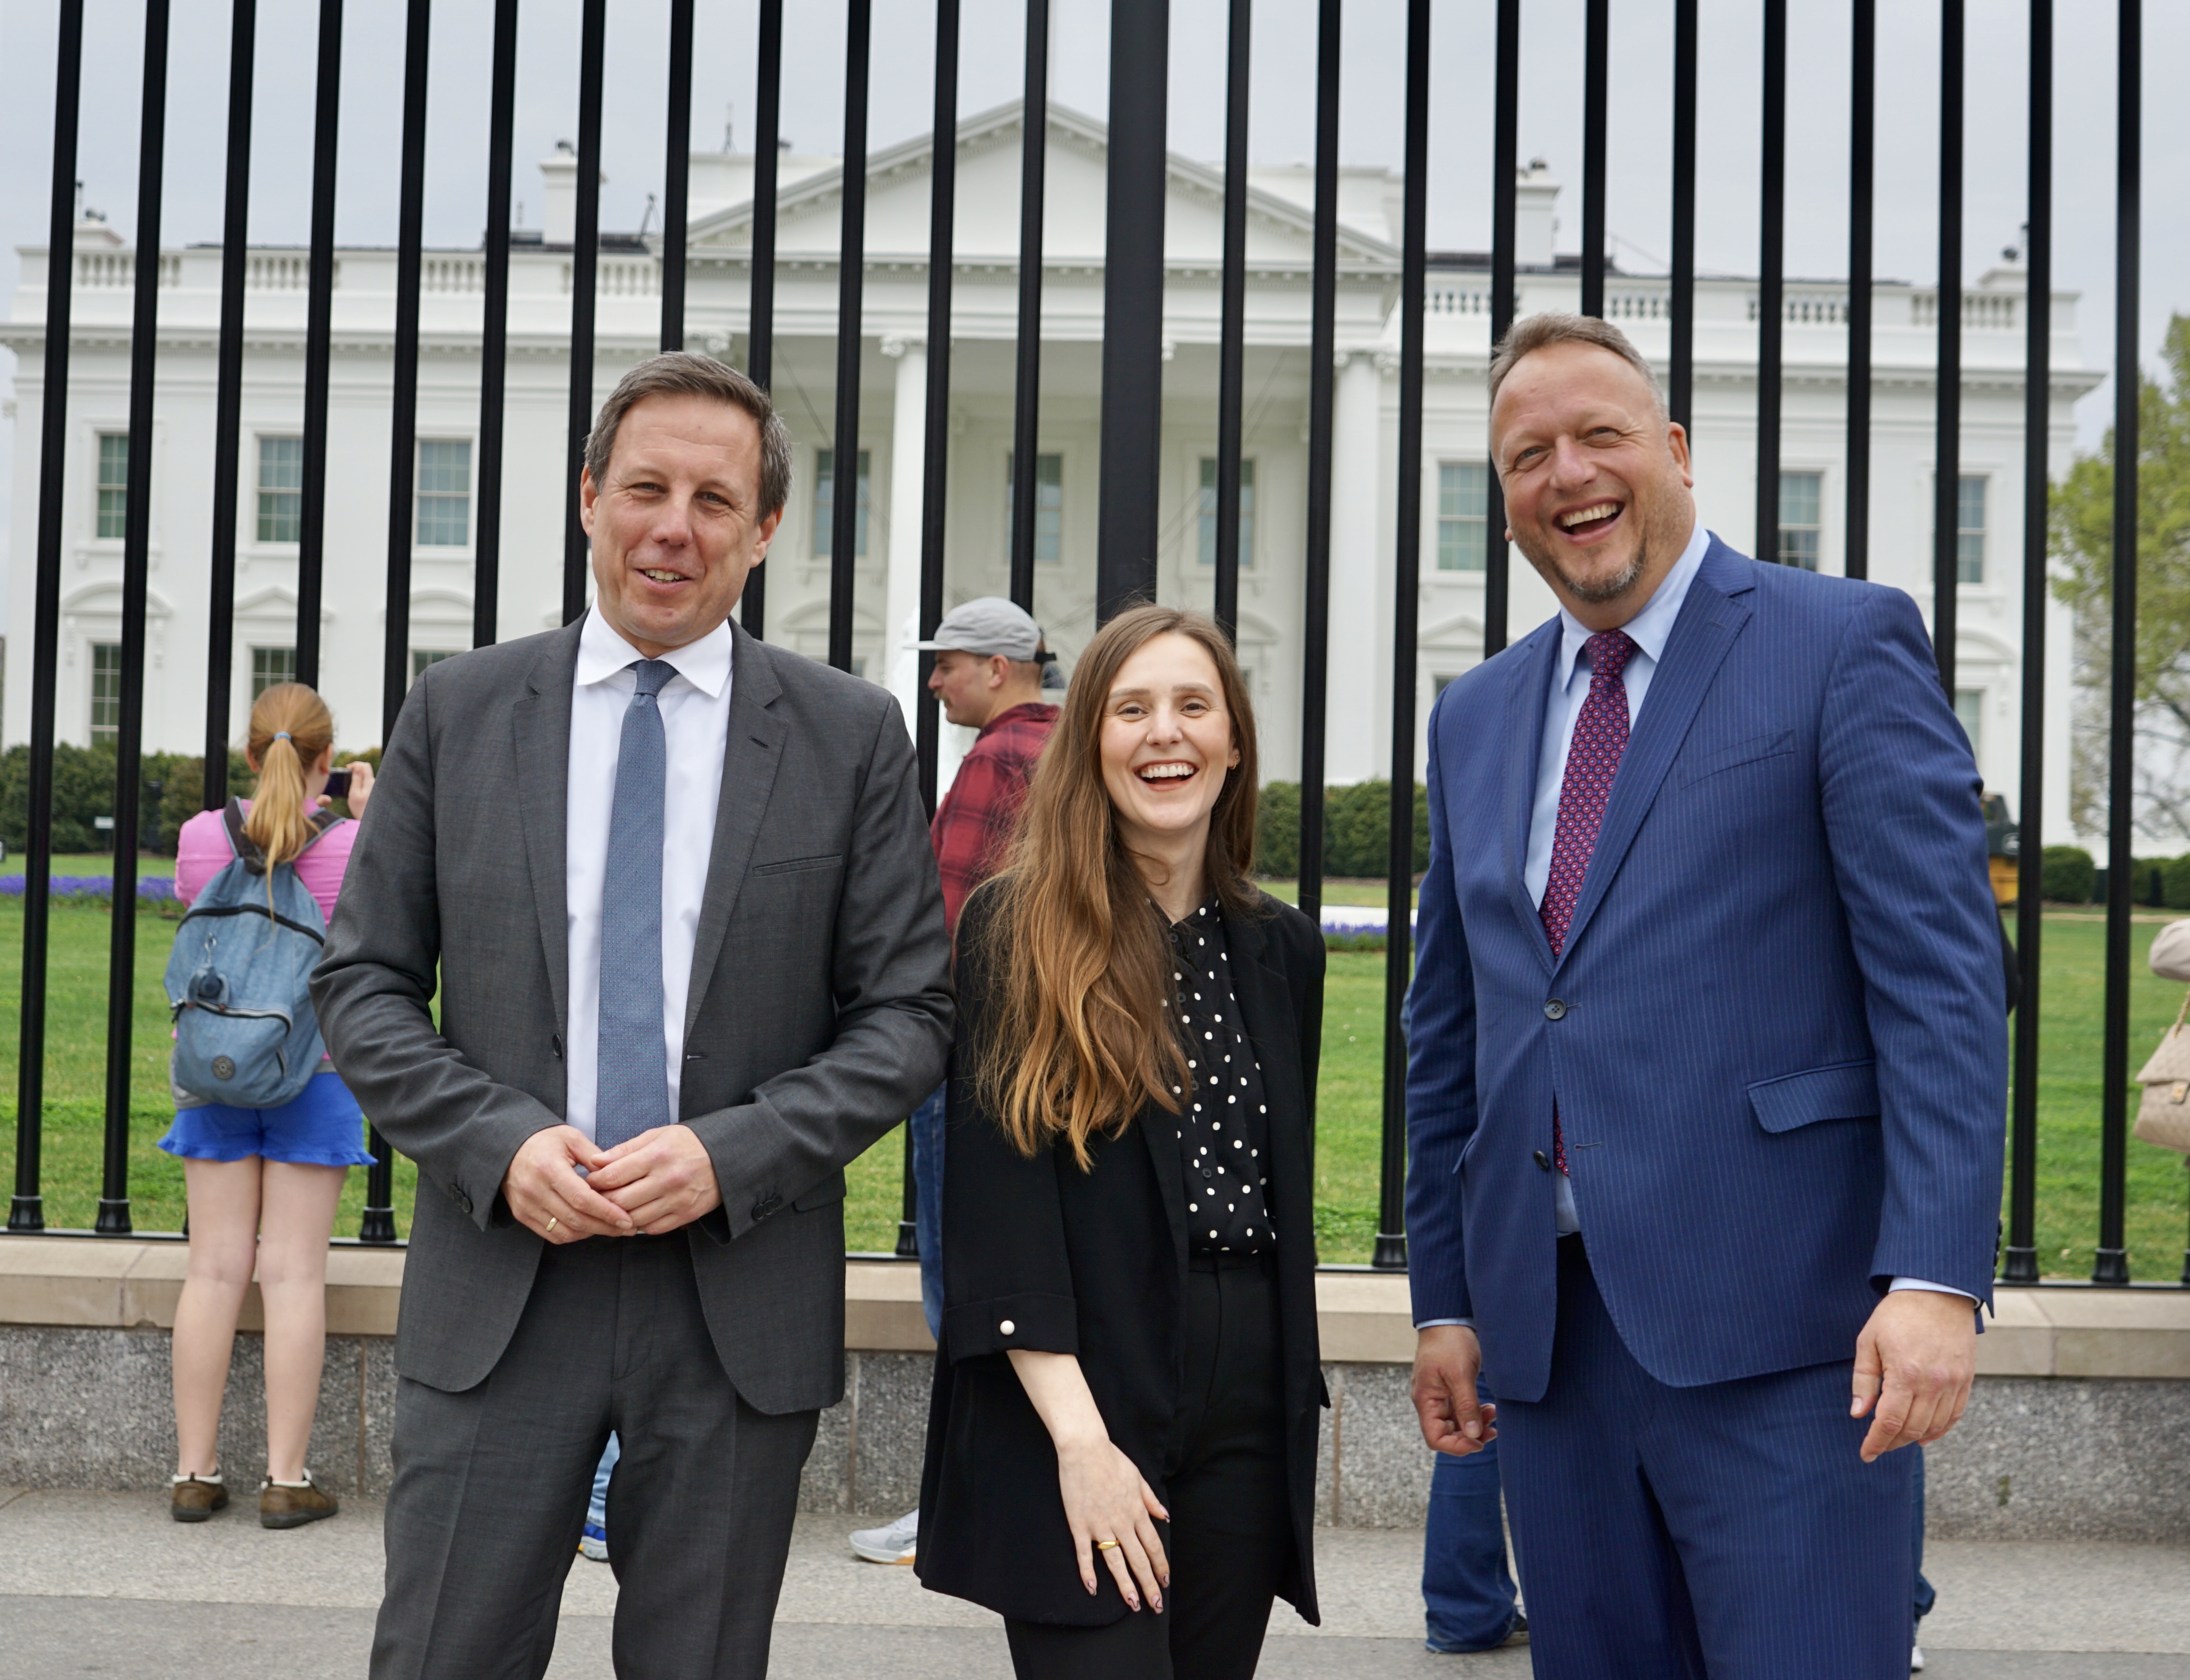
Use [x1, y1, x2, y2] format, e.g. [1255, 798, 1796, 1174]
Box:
[579, 392, 782, 656]
[1491, 340, 1696, 630]
[1098, 632, 1242, 867]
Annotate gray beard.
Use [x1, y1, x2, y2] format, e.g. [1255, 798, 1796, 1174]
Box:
[1528, 538, 1647, 605]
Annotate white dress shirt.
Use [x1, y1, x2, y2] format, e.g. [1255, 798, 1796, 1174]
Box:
[1424, 521, 1966, 1324]
[562, 609, 734, 1144]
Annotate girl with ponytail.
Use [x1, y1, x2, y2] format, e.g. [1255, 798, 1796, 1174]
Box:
[159, 680, 378, 1530]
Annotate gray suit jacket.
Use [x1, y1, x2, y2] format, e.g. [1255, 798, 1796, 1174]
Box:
[312, 618, 954, 1412]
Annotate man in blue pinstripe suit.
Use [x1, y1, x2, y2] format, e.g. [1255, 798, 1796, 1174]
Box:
[1405, 314, 2005, 1678]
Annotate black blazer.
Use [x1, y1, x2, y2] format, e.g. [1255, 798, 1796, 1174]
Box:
[915, 884, 1327, 1628]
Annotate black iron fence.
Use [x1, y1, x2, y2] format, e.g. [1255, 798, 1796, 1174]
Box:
[4, 0, 2169, 1289]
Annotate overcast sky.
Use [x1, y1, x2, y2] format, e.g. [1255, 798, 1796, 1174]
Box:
[1, 0, 2182, 616]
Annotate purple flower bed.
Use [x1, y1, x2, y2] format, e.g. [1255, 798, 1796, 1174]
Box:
[0, 875, 177, 902]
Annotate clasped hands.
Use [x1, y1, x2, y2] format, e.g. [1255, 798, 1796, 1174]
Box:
[1411, 1288, 1977, 1465]
[501, 1123, 723, 1244]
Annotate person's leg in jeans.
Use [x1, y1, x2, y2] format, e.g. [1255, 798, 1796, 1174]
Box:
[582, 1435, 621, 1562]
[1422, 1377, 1519, 1653]
[1911, 1446, 1935, 1649]
[911, 1085, 948, 1342]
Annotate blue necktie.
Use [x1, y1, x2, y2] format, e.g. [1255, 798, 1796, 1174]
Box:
[595, 659, 676, 1150]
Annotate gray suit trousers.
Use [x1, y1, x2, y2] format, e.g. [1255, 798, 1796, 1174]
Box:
[370, 1235, 818, 1680]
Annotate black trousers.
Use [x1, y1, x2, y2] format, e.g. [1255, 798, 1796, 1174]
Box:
[370, 1234, 818, 1680]
[1005, 1254, 1294, 1680]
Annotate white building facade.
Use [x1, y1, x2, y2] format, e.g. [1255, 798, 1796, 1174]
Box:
[2, 103, 2098, 842]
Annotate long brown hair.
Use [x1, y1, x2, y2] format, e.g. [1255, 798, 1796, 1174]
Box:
[243, 682, 336, 871]
[974, 606, 1261, 1167]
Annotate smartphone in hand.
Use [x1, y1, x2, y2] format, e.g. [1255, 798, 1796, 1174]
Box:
[323, 767, 352, 802]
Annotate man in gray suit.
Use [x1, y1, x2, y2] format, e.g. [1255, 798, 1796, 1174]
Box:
[314, 351, 953, 1680]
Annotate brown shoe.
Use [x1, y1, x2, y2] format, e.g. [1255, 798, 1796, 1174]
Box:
[170, 1473, 228, 1523]
[259, 1471, 338, 1529]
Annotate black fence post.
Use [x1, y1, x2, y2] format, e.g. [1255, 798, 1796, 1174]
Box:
[100, 0, 175, 1237]
[1754, 0, 1785, 564]
[1844, 0, 1874, 583]
[1212, 0, 1252, 642]
[1297, 0, 1340, 944]
[1482, 0, 1519, 659]
[1932, 0, 1965, 691]
[1667, 0, 1696, 437]
[2003, 0, 2051, 1287]
[474, 0, 518, 650]
[1579, 0, 1607, 321]
[740, 0, 784, 640]
[10, 0, 88, 1235]
[1008, 0, 1049, 617]
[828, 0, 873, 674]
[660, 0, 693, 353]
[1095, 0, 1168, 622]
[2094, 0, 2140, 1287]
[562, 0, 607, 629]
[297, 0, 342, 688]
[1374, 0, 1431, 1274]
[203, 0, 255, 811]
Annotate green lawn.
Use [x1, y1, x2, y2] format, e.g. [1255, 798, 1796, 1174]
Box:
[3, 899, 2184, 1279]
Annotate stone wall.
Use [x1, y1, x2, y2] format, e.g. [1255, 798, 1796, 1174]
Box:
[6, 1324, 2184, 1544]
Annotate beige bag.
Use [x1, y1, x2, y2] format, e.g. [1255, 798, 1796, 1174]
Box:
[2132, 990, 2190, 1153]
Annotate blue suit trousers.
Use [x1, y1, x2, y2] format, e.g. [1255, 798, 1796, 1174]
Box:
[1497, 1238, 1914, 1680]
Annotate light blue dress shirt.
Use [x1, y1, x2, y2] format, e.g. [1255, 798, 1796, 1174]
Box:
[1422, 521, 1967, 1324]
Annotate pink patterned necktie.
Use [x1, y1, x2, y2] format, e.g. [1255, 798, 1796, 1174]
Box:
[1540, 630, 1638, 1174]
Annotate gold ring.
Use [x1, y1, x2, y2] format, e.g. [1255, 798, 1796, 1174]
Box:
[545, 1216, 559, 1235]
[1094, 1539, 1120, 1551]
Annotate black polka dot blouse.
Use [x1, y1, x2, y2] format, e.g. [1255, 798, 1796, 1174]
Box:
[1166, 898, 1274, 1256]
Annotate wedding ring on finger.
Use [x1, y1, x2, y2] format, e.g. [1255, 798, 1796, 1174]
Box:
[1094, 1539, 1120, 1551]
[545, 1216, 559, 1235]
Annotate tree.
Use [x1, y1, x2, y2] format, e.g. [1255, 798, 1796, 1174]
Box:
[2052, 313, 2190, 839]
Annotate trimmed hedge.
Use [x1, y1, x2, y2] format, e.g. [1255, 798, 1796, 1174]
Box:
[1255, 781, 1430, 880]
[2040, 846, 2096, 906]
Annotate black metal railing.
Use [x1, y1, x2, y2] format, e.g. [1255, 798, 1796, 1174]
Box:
[4, 0, 2166, 1293]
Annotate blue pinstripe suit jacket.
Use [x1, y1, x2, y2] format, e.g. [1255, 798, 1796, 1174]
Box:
[1404, 538, 2006, 1403]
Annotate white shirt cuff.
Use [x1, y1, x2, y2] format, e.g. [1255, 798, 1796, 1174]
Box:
[1416, 1318, 1473, 1330]
[1888, 1276, 1976, 1302]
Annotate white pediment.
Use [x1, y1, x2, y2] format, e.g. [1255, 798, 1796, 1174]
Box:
[684, 101, 1397, 272]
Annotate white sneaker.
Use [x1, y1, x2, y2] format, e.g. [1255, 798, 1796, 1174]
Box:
[1911, 1642, 1925, 1672]
[849, 1508, 919, 1564]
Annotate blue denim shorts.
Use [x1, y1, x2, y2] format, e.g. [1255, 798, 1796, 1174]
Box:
[158, 1070, 376, 1169]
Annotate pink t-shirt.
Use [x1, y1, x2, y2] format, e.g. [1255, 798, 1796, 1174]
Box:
[175, 803, 356, 925]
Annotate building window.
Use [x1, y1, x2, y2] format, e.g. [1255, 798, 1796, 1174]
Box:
[257, 436, 303, 543]
[1956, 476, 1986, 585]
[90, 643, 123, 742]
[1954, 688, 1983, 761]
[1197, 457, 1256, 568]
[251, 646, 297, 699]
[416, 440, 472, 548]
[1778, 471, 1823, 571]
[96, 433, 129, 540]
[1006, 453, 1064, 563]
[813, 448, 871, 558]
[411, 648, 460, 686]
[1437, 461, 1489, 572]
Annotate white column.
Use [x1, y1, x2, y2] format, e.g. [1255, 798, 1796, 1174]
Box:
[881, 336, 927, 736]
[1324, 350, 1387, 783]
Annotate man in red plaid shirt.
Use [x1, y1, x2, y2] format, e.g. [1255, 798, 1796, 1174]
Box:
[848, 596, 1057, 1568]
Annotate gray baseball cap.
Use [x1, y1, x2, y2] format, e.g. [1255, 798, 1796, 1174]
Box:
[910, 597, 1044, 661]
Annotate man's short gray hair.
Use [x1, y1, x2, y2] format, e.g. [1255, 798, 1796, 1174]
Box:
[584, 350, 794, 518]
[1487, 313, 1668, 420]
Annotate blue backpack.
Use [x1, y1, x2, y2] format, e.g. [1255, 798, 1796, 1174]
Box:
[164, 800, 346, 1110]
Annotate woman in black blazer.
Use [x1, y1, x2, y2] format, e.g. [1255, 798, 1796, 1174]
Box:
[915, 605, 1326, 1680]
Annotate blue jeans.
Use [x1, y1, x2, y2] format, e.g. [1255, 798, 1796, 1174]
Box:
[1422, 1379, 1519, 1653]
[587, 1433, 619, 1534]
[912, 1085, 946, 1342]
[1912, 1445, 1935, 1624]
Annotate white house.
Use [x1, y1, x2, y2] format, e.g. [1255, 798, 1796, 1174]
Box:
[1, 101, 2099, 844]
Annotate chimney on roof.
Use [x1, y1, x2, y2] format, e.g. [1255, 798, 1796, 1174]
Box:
[1516, 158, 1558, 269]
[541, 140, 606, 246]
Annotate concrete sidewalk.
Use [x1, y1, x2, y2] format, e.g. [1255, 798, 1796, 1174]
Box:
[1, 1489, 2185, 1678]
